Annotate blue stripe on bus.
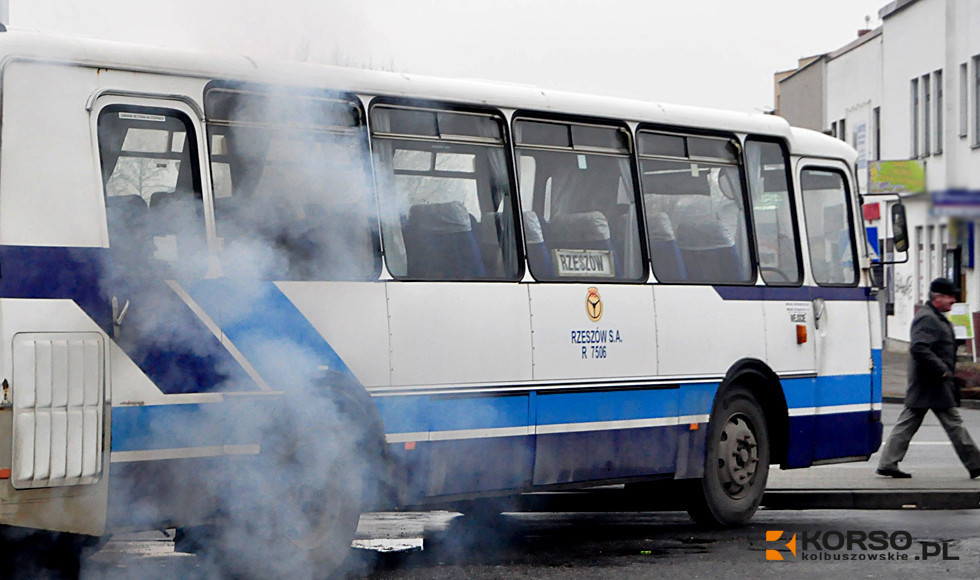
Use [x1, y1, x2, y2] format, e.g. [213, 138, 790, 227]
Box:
[185, 280, 355, 382]
[0, 246, 111, 331]
[536, 388, 679, 425]
[111, 403, 259, 452]
[0, 246, 258, 394]
[373, 373, 874, 438]
[788, 412, 882, 464]
[782, 373, 874, 408]
[713, 285, 871, 301]
[430, 395, 529, 431]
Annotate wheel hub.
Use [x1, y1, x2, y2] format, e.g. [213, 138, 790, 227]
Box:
[716, 414, 759, 498]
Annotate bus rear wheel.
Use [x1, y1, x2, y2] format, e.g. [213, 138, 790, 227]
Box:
[183, 375, 387, 579]
[687, 386, 769, 527]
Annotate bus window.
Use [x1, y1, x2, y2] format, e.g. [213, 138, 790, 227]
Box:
[371, 104, 520, 281]
[637, 130, 753, 284]
[801, 168, 858, 286]
[745, 140, 802, 285]
[98, 107, 206, 277]
[204, 85, 379, 281]
[513, 119, 644, 282]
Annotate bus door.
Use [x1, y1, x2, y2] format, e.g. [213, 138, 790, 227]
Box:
[798, 160, 874, 461]
[94, 95, 250, 397]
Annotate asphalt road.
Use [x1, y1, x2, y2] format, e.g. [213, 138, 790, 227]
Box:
[68, 402, 980, 579]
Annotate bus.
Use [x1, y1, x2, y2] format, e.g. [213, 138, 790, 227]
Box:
[0, 29, 895, 578]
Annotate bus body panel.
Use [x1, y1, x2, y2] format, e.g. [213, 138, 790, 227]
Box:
[0, 62, 105, 248]
[0, 300, 111, 536]
[654, 285, 766, 376]
[278, 281, 391, 389]
[761, 297, 816, 374]
[528, 284, 657, 381]
[387, 282, 532, 387]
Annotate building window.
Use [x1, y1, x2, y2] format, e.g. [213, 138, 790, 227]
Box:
[915, 225, 924, 303]
[973, 55, 980, 146]
[911, 78, 920, 157]
[935, 71, 944, 154]
[960, 62, 968, 138]
[923, 74, 931, 156]
[873, 106, 881, 160]
[839, 118, 846, 143]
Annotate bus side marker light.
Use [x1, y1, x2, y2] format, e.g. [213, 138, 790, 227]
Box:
[404, 442, 416, 451]
[796, 324, 807, 344]
[0, 469, 9, 479]
[689, 423, 699, 431]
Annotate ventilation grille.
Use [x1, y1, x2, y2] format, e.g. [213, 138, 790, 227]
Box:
[12, 333, 105, 489]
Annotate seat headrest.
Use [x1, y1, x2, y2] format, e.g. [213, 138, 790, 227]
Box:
[522, 211, 545, 244]
[644, 198, 675, 242]
[408, 201, 473, 233]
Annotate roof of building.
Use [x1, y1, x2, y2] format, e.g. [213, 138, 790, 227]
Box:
[828, 26, 882, 60]
[879, 0, 923, 20]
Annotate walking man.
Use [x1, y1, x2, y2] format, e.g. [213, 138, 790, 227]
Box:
[877, 277, 980, 479]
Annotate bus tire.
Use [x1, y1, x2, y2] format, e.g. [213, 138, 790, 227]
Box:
[197, 374, 386, 579]
[0, 528, 105, 580]
[687, 385, 769, 527]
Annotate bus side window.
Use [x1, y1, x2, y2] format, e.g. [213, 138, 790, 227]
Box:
[514, 119, 644, 282]
[203, 87, 378, 281]
[98, 107, 206, 277]
[371, 105, 520, 281]
[801, 168, 858, 286]
[637, 131, 753, 284]
[745, 140, 802, 285]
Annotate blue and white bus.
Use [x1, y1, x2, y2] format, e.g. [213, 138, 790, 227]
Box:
[0, 30, 895, 578]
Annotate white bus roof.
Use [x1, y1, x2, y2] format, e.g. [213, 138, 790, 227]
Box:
[0, 30, 853, 160]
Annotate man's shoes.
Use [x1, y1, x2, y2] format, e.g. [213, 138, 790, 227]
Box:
[970, 467, 980, 480]
[876, 467, 912, 479]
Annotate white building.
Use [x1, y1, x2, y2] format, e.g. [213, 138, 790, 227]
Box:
[777, 0, 980, 343]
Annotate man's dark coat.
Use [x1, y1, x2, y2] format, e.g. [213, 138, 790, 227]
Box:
[906, 302, 958, 409]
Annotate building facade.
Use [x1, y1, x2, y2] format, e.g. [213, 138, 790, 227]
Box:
[777, 0, 980, 343]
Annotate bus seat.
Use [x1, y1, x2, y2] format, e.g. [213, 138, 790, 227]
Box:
[149, 189, 203, 234]
[105, 194, 148, 242]
[403, 201, 486, 279]
[546, 211, 617, 276]
[675, 220, 740, 283]
[644, 206, 686, 282]
[522, 210, 553, 278]
[105, 194, 152, 270]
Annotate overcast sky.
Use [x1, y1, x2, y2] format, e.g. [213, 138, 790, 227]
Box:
[11, 0, 889, 114]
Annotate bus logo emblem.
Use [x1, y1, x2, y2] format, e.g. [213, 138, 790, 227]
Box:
[586, 287, 603, 322]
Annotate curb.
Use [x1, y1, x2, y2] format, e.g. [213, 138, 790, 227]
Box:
[762, 490, 980, 510]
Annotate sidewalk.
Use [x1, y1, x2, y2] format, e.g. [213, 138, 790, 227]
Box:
[762, 340, 980, 505]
